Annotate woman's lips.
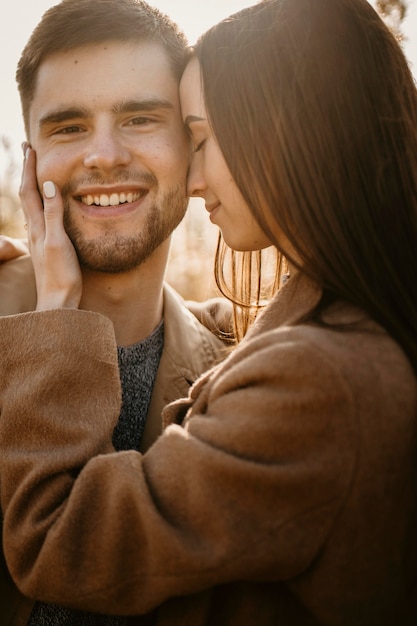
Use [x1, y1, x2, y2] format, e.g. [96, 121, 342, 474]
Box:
[206, 202, 221, 222]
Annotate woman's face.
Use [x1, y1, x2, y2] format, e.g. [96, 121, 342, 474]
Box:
[180, 58, 272, 251]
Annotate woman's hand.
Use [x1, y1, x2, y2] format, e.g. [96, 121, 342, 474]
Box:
[20, 146, 82, 310]
[0, 236, 29, 262]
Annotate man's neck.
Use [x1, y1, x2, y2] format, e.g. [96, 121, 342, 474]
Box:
[79, 246, 168, 347]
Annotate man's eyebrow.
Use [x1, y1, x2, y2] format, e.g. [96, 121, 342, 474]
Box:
[38, 99, 175, 128]
[39, 107, 89, 127]
[114, 98, 175, 114]
[184, 115, 205, 128]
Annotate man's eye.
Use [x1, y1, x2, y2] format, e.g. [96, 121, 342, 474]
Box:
[57, 126, 82, 134]
[130, 116, 152, 126]
[193, 138, 207, 153]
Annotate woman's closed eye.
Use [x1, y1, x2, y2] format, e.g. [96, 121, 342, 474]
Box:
[193, 138, 207, 153]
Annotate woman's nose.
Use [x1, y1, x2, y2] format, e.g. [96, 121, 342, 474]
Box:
[186, 155, 206, 198]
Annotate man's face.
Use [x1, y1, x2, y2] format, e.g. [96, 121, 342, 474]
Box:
[29, 41, 189, 273]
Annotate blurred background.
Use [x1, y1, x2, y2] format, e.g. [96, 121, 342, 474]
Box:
[0, 0, 415, 300]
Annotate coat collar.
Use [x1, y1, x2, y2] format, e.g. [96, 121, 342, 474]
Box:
[140, 283, 227, 451]
[246, 270, 323, 339]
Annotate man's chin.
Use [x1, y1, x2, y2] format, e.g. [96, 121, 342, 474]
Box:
[73, 235, 160, 274]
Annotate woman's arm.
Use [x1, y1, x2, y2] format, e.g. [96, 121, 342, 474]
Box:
[0, 318, 354, 615]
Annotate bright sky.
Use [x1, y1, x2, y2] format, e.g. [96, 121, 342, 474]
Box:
[0, 0, 416, 188]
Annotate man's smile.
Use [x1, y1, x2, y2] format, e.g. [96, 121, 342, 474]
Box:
[80, 190, 146, 207]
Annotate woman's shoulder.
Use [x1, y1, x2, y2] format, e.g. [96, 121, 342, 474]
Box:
[245, 270, 412, 384]
[250, 297, 411, 380]
[211, 292, 416, 422]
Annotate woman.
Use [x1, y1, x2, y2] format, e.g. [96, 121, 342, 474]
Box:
[1, 0, 417, 624]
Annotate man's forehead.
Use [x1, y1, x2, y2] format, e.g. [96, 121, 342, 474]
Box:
[33, 41, 179, 104]
[37, 39, 176, 82]
[29, 42, 181, 138]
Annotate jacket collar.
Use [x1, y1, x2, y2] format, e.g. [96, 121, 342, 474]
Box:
[140, 283, 226, 451]
[246, 270, 323, 339]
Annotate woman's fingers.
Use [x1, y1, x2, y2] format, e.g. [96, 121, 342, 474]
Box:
[19, 146, 45, 245]
[35, 181, 83, 311]
[18, 145, 83, 310]
[42, 180, 66, 248]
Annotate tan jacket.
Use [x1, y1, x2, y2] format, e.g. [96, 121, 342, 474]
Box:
[0, 255, 37, 316]
[0, 272, 416, 625]
[0, 255, 228, 625]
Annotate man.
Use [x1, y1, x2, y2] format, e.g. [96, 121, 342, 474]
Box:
[0, 0, 229, 624]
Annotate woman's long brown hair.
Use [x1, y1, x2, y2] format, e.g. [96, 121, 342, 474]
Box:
[194, 0, 417, 370]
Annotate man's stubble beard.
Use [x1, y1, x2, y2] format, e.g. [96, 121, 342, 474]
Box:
[62, 184, 188, 274]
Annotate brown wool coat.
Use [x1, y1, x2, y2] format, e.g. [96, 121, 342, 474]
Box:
[0, 255, 228, 625]
[0, 271, 417, 625]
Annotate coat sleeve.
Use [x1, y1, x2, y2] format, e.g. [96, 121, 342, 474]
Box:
[0, 311, 357, 615]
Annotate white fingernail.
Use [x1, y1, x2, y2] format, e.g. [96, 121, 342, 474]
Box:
[43, 181, 56, 199]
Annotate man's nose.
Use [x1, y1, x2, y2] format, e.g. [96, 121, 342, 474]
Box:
[83, 129, 132, 171]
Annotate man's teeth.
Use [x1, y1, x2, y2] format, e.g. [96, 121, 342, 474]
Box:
[82, 191, 143, 206]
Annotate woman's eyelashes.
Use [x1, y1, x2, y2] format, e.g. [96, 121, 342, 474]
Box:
[193, 138, 207, 153]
